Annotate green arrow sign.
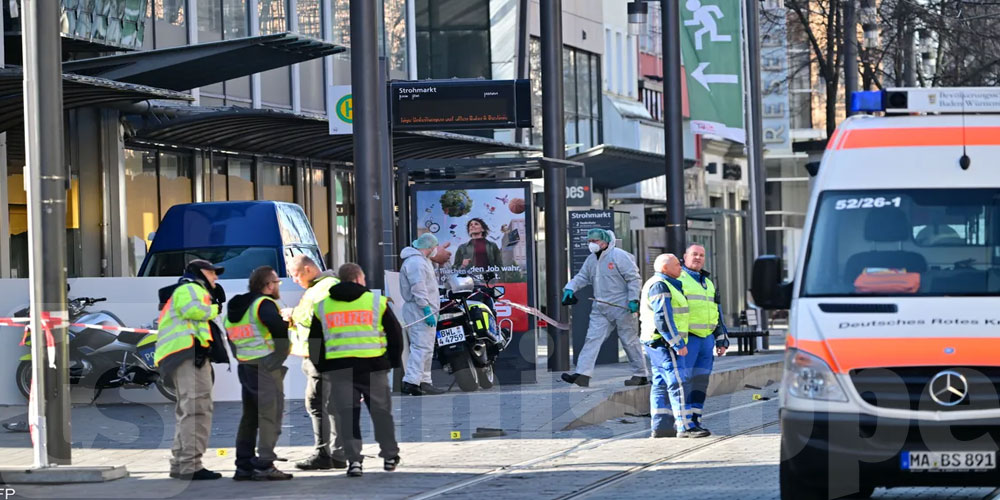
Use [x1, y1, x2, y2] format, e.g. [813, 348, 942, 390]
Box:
[680, 0, 745, 143]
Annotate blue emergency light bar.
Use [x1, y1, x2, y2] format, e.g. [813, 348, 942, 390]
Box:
[850, 90, 885, 113]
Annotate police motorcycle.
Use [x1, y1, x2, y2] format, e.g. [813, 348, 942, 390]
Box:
[435, 272, 513, 392]
[13, 293, 173, 402]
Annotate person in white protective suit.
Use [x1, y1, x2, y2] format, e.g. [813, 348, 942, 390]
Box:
[399, 233, 448, 396]
[561, 228, 650, 387]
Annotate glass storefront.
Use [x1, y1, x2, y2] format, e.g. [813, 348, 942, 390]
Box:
[7, 161, 81, 278]
[122, 146, 352, 275]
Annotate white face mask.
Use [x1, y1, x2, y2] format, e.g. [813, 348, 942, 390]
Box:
[588, 242, 602, 254]
[429, 247, 439, 258]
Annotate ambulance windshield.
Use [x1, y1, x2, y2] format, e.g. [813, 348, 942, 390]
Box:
[802, 189, 1000, 296]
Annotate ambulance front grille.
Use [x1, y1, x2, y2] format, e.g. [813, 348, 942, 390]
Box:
[850, 366, 1000, 412]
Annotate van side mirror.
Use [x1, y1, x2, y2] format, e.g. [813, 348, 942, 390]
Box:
[147, 232, 156, 242]
[750, 255, 793, 309]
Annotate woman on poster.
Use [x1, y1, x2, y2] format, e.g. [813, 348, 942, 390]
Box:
[454, 218, 502, 271]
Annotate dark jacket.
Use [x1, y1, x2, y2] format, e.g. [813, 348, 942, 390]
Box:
[454, 238, 503, 270]
[308, 281, 404, 374]
[156, 273, 230, 375]
[226, 292, 290, 372]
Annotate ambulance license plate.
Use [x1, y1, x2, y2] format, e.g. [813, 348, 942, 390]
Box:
[902, 451, 995, 471]
[437, 326, 465, 346]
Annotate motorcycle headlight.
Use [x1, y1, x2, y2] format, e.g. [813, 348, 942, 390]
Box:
[782, 348, 847, 402]
[439, 312, 464, 321]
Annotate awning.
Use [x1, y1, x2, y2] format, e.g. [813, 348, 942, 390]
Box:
[0, 67, 191, 133]
[569, 144, 694, 190]
[63, 33, 344, 91]
[127, 106, 537, 162]
[0, 67, 192, 163]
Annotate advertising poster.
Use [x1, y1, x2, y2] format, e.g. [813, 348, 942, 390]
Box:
[410, 182, 535, 382]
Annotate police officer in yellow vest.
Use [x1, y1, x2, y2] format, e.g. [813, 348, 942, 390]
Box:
[309, 263, 404, 478]
[679, 244, 731, 434]
[639, 254, 709, 438]
[225, 266, 293, 481]
[285, 255, 347, 470]
[154, 259, 225, 480]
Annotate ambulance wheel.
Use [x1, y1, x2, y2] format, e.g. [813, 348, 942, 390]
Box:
[476, 364, 496, 389]
[16, 361, 31, 400]
[453, 355, 479, 392]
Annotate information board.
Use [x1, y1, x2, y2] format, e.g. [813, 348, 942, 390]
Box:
[568, 210, 615, 275]
[390, 79, 531, 131]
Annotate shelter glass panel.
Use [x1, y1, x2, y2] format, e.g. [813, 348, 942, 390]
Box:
[123, 149, 159, 259]
[158, 152, 194, 217]
[260, 161, 295, 202]
[210, 155, 228, 201]
[308, 167, 331, 260]
[228, 157, 255, 201]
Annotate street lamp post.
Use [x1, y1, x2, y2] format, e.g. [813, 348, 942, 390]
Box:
[628, 1, 687, 257]
[540, 0, 570, 372]
[22, 0, 71, 465]
[351, 0, 385, 290]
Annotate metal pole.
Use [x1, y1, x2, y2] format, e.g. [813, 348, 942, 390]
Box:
[540, 0, 569, 372]
[743, 0, 769, 341]
[514, 0, 530, 144]
[23, 0, 70, 466]
[844, 0, 858, 116]
[378, 55, 396, 278]
[662, 0, 686, 257]
[351, 0, 384, 289]
[405, 0, 418, 79]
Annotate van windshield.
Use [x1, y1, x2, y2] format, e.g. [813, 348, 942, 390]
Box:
[802, 189, 1000, 297]
[141, 247, 280, 279]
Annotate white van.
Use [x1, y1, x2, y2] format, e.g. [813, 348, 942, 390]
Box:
[752, 88, 1000, 499]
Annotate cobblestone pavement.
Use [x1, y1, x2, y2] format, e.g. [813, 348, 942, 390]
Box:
[1, 359, 998, 499]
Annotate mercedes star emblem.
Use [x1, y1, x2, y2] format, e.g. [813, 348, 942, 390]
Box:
[928, 370, 968, 407]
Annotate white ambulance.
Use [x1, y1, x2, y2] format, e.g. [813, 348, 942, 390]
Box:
[752, 87, 1000, 499]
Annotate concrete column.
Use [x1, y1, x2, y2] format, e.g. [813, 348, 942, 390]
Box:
[250, 0, 262, 108]
[100, 110, 129, 276]
[71, 108, 104, 277]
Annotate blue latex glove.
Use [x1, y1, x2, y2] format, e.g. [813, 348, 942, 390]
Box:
[561, 289, 576, 306]
[423, 305, 436, 327]
[628, 300, 639, 313]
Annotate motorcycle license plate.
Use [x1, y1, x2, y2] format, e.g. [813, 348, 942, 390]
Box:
[902, 451, 995, 471]
[437, 326, 465, 346]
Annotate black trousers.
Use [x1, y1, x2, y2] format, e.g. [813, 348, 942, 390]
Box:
[235, 364, 286, 470]
[322, 368, 399, 463]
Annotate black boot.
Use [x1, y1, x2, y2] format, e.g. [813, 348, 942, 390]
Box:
[420, 382, 447, 395]
[624, 376, 650, 386]
[561, 373, 590, 387]
[401, 382, 424, 396]
[295, 453, 335, 470]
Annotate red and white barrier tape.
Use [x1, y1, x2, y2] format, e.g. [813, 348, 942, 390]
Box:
[497, 300, 570, 331]
[0, 317, 157, 334]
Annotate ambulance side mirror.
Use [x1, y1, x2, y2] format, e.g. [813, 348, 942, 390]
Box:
[750, 255, 793, 310]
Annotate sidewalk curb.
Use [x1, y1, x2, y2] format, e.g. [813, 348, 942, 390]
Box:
[561, 355, 783, 431]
